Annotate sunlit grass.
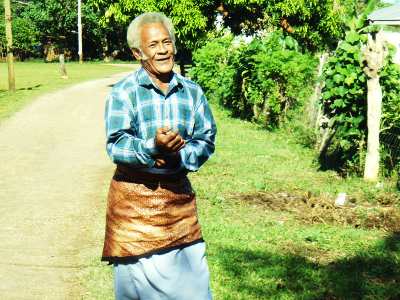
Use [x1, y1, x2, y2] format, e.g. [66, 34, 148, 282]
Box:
[193, 105, 399, 299]
[79, 104, 399, 299]
[0, 61, 133, 121]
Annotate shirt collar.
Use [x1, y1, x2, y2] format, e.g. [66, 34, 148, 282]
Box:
[137, 67, 183, 92]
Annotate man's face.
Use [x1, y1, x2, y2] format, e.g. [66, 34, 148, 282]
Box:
[135, 23, 175, 76]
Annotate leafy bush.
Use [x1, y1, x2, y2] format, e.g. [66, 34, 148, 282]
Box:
[244, 36, 317, 127]
[380, 48, 400, 175]
[320, 31, 400, 176]
[189, 34, 236, 105]
[12, 17, 41, 59]
[190, 32, 317, 128]
[319, 31, 367, 174]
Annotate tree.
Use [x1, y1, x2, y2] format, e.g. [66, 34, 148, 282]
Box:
[22, 0, 105, 59]
[3, 0, 15, 91]
[218, 0, 367, 51]
[0, 0, 115, 60]
[362, 31, 387, 182]
[87, 0, 370, 66]
[317, 1, 398, 176]
[1, 1, 40, 60]
[89, 0, 217, 71]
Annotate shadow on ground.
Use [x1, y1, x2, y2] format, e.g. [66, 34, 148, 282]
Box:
[215, 232, 400, 299]
[0, 84, 42, 93]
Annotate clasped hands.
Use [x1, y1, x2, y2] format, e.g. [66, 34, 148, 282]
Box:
[154, 127, 185, 167]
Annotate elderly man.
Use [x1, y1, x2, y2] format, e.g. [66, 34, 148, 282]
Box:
[101, 12, 216, 300]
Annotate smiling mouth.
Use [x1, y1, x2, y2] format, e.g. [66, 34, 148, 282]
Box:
[156, 57, 171, 62]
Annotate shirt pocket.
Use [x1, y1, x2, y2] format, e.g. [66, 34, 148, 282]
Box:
[176, 106, 195, 138]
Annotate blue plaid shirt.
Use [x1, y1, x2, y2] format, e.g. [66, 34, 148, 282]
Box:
[104, 67, 217, 174]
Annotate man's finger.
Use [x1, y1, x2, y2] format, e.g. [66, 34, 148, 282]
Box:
[155, 158, 166, 167]
[158, 134, 177, 148]
[161, 127, 171, 134]
[157, 127, 170, 135]
[171, 139, 185, 152]
[163, 131, 178, 143]
[166, 135, 182, 150]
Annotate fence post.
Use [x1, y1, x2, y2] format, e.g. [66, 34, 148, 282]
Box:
[59, 54, 68, 79]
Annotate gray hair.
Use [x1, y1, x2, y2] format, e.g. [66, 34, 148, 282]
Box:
[127, 12, 176, 54]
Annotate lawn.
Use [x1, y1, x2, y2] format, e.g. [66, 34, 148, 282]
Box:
[194, 107, 399, 299]
[79, 105, 399, 299]
[0, 61, 133, 122]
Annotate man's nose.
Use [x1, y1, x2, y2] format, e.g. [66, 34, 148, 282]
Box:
[156, 43, 168, 53]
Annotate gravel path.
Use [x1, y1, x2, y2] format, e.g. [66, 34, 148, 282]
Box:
[0, 71, 132, 299]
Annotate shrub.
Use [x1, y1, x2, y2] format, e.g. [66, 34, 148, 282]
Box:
[319, 31, 368, 175]
[320, 31, 400, 176]
[189, 34, 234, 99]
[244, 35, 317, 127]
[380, 48, 400, 176]
[190, 32, 317, 129]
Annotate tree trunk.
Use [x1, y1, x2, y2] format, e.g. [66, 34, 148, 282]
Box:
[4, 0, 15, 92]
[363, 31, 387, 182]
[312, 53, 329, 132]
[78, 0, 83, 64]
[318, 119, 336, 156]
[364, 76, 382, 181]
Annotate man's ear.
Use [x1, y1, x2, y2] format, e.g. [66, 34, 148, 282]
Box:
[132, 48, 142, 60]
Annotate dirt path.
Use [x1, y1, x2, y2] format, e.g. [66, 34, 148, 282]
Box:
[0, 70, 134, 299]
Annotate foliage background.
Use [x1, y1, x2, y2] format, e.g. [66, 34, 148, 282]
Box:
[320, 31, 400, 176]
[0, 0, 127, 60]
[1, 0, 368, 60]
[190, 32, 317, 128]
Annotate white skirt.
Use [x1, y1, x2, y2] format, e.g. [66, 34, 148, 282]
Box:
[113, 242, 212, 300]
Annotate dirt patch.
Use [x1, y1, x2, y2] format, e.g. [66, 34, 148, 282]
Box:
[232, 191, 400, 231]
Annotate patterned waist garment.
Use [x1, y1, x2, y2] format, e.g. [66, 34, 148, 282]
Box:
[102, 165, 203, 263]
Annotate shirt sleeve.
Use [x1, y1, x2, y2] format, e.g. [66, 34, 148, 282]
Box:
[104, 91, 159, 167]
[180, 92, 217, 172]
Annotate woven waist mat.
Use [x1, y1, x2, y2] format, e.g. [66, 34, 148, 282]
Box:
[102, 169, 202, 262]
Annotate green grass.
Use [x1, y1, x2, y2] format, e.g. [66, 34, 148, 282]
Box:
[193, 107, 399, 299]
[0, 61, 133, 122]
[79, 105, 399, 299]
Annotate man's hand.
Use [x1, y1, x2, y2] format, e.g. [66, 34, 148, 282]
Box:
[154, 152, 181, 168]
[155, 157, 166, 167]
[155, 127, 185, 153]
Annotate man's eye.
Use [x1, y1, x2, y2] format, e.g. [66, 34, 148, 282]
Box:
[164, 40, 172, 45]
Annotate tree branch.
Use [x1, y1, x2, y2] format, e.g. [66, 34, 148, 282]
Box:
[12, 0, 30, 5]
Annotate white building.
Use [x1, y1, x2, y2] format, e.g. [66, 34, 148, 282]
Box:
[368, 4, 400, 64]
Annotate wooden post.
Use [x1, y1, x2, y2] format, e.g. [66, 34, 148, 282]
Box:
[59, 53, 68, 79]
[4, 0, 15, 92]
[362, 31, 387, 182]
[77, 0, 83, 64]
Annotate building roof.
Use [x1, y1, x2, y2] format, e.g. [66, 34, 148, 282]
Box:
[368, 4, 400, 25]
